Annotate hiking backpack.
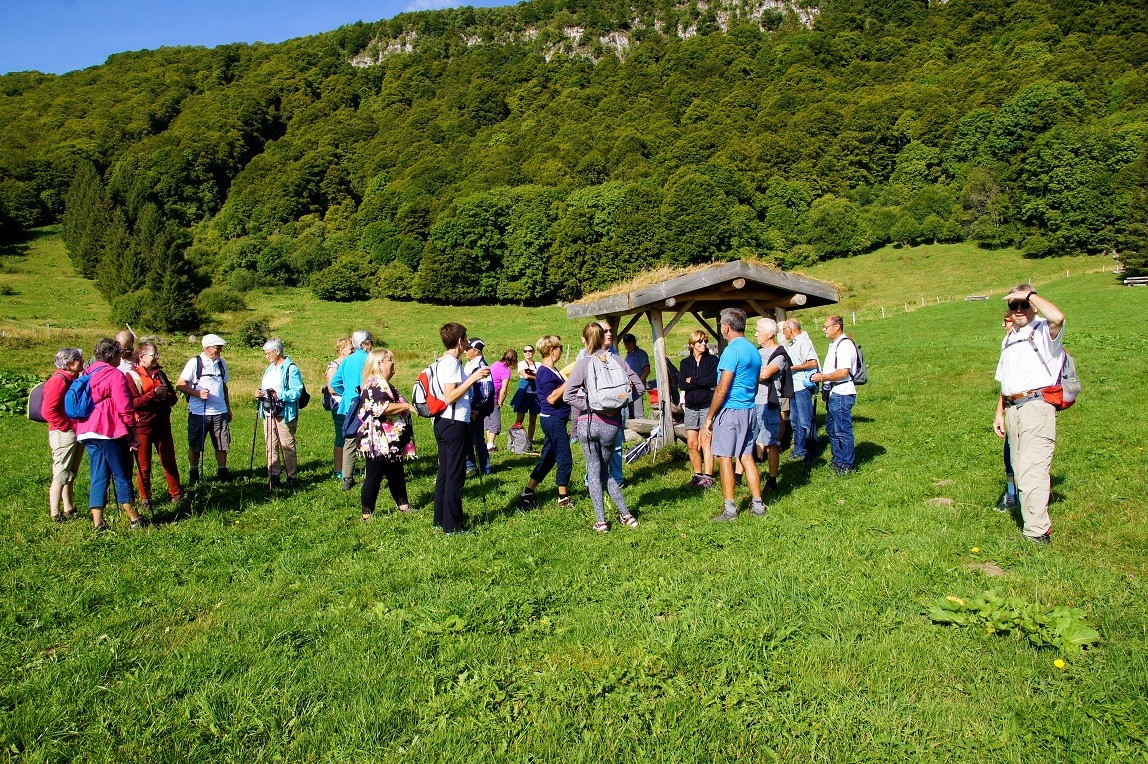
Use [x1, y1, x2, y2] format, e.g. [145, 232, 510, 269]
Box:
[63, 372, 95, 420]
[508, 424, 529, 454]
[851, 341, 869, 386]
[470, 361, 495, 418]
[412, 361, 449, 418]
[26, 373, 65, 423]
[584, 352, 632, 414]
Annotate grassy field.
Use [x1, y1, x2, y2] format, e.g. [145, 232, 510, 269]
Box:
[1, 232, 1146, 761]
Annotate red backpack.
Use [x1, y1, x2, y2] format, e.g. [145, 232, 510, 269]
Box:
[412, 362, 449, 418]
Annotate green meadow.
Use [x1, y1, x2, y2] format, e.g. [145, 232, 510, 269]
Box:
[1, 232, 1146, 762]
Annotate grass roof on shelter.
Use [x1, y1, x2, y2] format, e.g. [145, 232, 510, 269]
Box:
[566, 259, 840, 320]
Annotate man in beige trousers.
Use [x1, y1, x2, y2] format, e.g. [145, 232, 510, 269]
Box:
[993, 284, 1066, 545]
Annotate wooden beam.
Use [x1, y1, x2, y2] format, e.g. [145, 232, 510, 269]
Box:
[618, 313, 642, 338]
[717, 278, 747, 292]
[691, 311, 721, 342]
[663, 301, 695, 334]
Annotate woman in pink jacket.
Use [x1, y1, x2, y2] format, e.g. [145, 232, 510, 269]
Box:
[75, 338, 146, 531]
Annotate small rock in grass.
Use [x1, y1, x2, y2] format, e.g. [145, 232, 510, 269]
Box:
[934, 479, 955, 487]
[926, 497, 954, 507]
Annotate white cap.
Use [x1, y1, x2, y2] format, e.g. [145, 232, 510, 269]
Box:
[201, 333, 227, 348]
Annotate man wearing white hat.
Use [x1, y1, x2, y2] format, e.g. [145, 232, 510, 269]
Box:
[176, 334, 233, 484]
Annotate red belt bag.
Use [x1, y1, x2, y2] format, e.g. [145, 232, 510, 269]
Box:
[1041, 385, 1070, 410]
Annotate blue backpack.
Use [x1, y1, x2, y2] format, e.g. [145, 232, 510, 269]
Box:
[64, 372, 94, 420]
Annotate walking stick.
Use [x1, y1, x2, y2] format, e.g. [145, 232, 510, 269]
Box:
[240, 398, 260, 508]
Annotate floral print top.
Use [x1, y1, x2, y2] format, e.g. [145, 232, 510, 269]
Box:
[357, 377, 416, 461]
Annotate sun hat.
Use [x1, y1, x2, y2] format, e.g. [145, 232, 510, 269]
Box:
[201, 333, 227, 348]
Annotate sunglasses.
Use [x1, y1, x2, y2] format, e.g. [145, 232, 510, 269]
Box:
[693, 339, 708, 345]
[1007, 300, 1031, 312]
[524, 348, 534, 352]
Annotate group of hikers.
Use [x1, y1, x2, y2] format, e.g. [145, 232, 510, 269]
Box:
[35, 306, 868, 535]
[38, 286, 1066, 541]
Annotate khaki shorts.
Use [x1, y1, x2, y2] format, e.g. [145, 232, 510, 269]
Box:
[49, 429, 84, 484]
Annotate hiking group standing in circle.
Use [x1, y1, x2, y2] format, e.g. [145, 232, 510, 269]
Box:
[34, 291, 1068, 544]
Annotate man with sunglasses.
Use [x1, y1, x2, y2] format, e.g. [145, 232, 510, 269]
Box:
[993, 284, 1066, 545]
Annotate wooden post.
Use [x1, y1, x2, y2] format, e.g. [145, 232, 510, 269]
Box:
[648, 309, 673, 447]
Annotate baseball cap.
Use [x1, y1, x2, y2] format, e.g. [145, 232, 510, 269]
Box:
[469, 338, 485, 351]
[201, 333, 227, 348]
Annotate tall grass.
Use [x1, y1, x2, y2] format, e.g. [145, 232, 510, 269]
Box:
[1, 232, 1146, 761]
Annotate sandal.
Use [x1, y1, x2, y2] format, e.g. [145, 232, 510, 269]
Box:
[619, 514, 639, 528]
[592, 520, 609, 533]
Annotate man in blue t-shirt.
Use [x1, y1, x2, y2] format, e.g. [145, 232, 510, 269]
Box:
[703, 308, 765, 521]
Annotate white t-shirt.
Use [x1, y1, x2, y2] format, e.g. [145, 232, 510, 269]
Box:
[996, 317, 1064, 396]
[179, 354, 229, 416]
[823, 336, 858, 397]
[436, 355, 470, 422]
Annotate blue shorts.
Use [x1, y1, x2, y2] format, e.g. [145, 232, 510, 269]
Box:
[754, 404, 782, 448]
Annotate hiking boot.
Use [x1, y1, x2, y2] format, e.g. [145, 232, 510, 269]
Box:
[269, 473, 281, 488]
[750, 501, 767, 517]
[342, 477, 355, 492]
[557, 495, 573, 509]
[171, 492, 186, 506]
[788, 452, 806, 462]
[518, 491, 537, 510]
[188, 468, 199, 485]
[286, 476, 298, 490]
[995, 493, 1017, 513]
[687, 474, 702, 488]
[764, 476, 778, 493]
[217, 467, 233, 482]
[1024, 532, 1051, 545]
[697, 475, 716, 488]
[712, 509, 738, 523]
[129, 517, 149, 531]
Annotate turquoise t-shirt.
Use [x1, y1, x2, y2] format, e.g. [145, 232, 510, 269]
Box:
[717, 336, 762, 410]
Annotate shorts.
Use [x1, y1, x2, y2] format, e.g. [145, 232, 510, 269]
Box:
[754, 404, 782, 448]
[49, 429, 83, 484]
[188, 413, 231, 453]
[511, 386, 540, 415]
[780, 397, 790, 414]
[710, 408, 755, 459]
[683, 406, 709, 431]
[484, 407, 502, 435]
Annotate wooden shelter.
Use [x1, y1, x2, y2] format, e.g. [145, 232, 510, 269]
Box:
[566, 259, 839, 445]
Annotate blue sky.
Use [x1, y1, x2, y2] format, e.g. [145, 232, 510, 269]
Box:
[0, 0, 510, 76]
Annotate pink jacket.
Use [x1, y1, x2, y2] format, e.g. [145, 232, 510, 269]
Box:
[75, 362, 135, 440]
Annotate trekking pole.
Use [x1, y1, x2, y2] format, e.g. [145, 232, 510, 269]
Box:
[268, 400, 281, 492]
[241, 398, 259, 508]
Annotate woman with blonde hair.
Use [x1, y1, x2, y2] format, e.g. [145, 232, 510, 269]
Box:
[355, 349, 416, 521]
[518, 336, 572, 510]
[563, 323, 644, 532]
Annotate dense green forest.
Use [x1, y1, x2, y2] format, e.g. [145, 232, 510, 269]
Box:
[2, 0, 1147, 328]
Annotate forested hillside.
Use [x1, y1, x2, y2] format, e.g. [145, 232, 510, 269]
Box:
[2, 0, 1147, 328]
